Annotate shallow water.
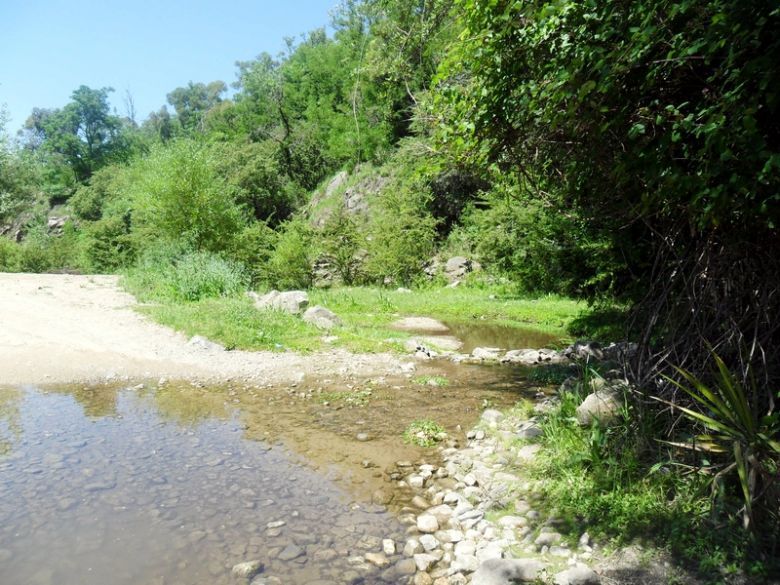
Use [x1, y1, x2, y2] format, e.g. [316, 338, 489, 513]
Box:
[0, 386, 406, 585]
[0, 367, 535, 585]
[443, 322, 561, 354]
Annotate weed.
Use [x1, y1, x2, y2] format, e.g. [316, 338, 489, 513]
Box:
[318, 389, 372, 407]
[403, 419, 446, 447]
[413, 375, 449, 387]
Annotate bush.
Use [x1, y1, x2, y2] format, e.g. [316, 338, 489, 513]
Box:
[0, 238, 20, 271]
[214, 140, 306, 226]
[453, 180, 618, 296]
[265, 218, 314, 290]
[125, 245, 248, 302]
[130, 140, 247, 253]
[69, 164, 133, 221]
[82, 214, 135, 272]
[363, 180, 437, 286]
[226, 221, 277, 285]
[316, 208, 365, 285]
[168, 252, 248, 301]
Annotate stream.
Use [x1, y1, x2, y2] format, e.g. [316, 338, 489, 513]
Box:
[0, 362, 543, 585]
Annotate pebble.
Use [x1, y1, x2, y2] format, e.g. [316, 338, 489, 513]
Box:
[364, 552, 390, 567]
[231, 560, 263, 579]
[416, 515, 439, 533]
[413, 553, 438, 571]
[382, 539, 396, 555]
[277, 544, 304, 561]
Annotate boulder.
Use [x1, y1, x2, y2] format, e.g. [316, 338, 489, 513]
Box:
[576, 390, 623, 426]
[302, 306, 342, 329]
[564, 341, 604, 361]
[502, 348, 568, 365]
[471, 559, 547, 584]
[444, 257, 480, 281]
[251, 290, 309, 314]
[553, 565, 600, 585]
[47, 216, 70, 234]
[472, 347, 501, 361]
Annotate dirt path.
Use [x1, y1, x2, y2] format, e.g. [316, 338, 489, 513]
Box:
[0, 273, 403, 386]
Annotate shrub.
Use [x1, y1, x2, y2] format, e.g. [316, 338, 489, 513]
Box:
[82, 214, 135, 272]
[125, 245, 248, 302]
[364, 181, 437, 286]
[0, 238, 19, 271]
[265, 218, 314, 290]
[316, 208, 365, 285]
[130, 140, 247, 253]
[226, 221, 277, 285]
[167, 252, 248, 301]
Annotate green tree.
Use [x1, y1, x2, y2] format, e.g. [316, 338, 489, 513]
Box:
[24, 86, 130, 181]
[166, 81, 227, 132]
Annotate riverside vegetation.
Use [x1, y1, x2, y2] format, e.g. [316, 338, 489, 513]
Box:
[1, 0, 778, 581]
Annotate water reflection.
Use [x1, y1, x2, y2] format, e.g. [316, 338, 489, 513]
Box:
[0, 365, 534, 585]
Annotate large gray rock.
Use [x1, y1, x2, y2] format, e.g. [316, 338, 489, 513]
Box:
[576, 390, 623, 426]
[472, 347, 501, 361]
[471, 558, 547, 584]
[302, 306, 342, 329]
[252, 290, 309, 314]
[554, 565, 600, 585]
[444, 256, 480, 281]
[502, 348, 569, 365]
[564, 341, 604, 361]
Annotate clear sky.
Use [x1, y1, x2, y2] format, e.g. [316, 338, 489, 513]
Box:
[0, 0, 339, 133]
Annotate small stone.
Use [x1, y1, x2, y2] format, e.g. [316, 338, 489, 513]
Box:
[414, 553, 438, 572]
[419, 534, 439, 552]
[578, 532, 591, 548]
[409, 475, 425, 488]
[277, 544, 304, 561]
[266, 520, 286, 529]
[414, 572, 434, 585]
[356, 432, 371, 441]
[383, 539, 396, 555]
[481, 409, 504, 424]
[365, 552, 390, 567]
[396, 558, 418, 576]
[231, 560, 263, 579]
[417, 515, 439, 533]
[372, 489, 393, 505]
[404, 538, 423, 556]
[450, 554, 479, 573]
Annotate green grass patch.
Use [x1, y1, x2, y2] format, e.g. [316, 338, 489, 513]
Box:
[126, 281, 590, 355]
[527, 374, 775, 580]
[318, 389, 373, 406]
[403, 419, 446, 447]
[137, 297, 324, 352]
[413, 375, 449, 387]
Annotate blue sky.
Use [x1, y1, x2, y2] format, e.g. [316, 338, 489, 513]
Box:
[0, 0, 338, 133]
